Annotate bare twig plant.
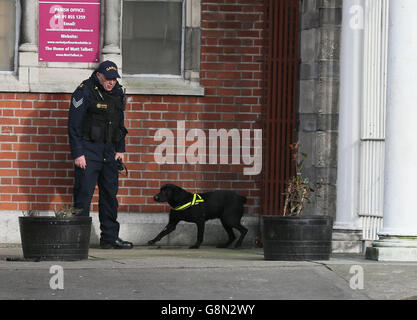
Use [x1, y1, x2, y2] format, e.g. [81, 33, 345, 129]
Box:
[282, 142, 325, 216]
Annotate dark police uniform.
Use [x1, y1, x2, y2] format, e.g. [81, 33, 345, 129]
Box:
[68, 68, 128, 247]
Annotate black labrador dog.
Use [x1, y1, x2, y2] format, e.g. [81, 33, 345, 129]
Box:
[148, 184, 248, 249]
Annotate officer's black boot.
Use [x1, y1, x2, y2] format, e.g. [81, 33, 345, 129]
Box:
[100, 238, 133, 249]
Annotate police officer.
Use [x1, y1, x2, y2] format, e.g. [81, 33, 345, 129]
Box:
[68, 60, 133, 249]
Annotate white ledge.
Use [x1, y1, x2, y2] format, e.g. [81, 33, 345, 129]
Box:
[0, 71, 205, 96]
[122, 77, 205, 96]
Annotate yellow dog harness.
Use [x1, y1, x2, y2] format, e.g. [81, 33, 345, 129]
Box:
[173, 194, 204, 211]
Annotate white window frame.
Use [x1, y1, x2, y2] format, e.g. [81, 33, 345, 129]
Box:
[120, 0, 203, 95]
[0, 0, 203, 96]
[121, 0, 185, 79]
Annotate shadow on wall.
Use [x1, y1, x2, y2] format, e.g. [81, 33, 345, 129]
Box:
[5, 93, 74, 214]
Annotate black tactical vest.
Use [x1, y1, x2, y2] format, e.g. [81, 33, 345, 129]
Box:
[81, 78, 127, 144]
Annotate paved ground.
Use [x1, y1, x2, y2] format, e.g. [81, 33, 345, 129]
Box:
[1, 245, 417, 301]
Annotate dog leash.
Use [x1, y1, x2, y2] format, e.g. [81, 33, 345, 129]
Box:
[116, 157, 128, 176]
[173, 193, 204, 211]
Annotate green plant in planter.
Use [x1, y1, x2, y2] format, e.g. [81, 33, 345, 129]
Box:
[54, 205, 82, 218]
[22, 206, 82, 218]
[19, 206, 91, 261]
[282, 142, 324, 216]
[22, 209, 40, 217]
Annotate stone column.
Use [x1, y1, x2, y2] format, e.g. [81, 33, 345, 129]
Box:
[333, 0, 364, 253]
[18, 0, 38, 90]
[101, 0, 121, 72]
[19, 0, 37, 52]
[299, 0, 342, 221]
[102, 0, 121, 54]
[366, 0, 417, 261]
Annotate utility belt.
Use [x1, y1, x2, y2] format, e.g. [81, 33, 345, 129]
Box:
[82, 125, 128, 144]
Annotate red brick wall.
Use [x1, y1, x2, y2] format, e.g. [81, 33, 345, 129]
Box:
[0, 0, 264, 215]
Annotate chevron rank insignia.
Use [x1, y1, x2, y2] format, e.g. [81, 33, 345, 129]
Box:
[72, 97, 84, 109]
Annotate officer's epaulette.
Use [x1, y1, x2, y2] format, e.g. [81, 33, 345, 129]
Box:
[78, 80, 90, 90]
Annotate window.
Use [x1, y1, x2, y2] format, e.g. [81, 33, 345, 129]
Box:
[122, 0, 184, 76]
[0, 0, 18, 72]
[121, 0, 203, 95]
[0, 0, 203, 95]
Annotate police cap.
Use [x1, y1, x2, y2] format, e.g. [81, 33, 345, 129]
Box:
[96, 60, 121, 79]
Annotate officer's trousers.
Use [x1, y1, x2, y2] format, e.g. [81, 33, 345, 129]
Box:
[73, 158, 119, 243]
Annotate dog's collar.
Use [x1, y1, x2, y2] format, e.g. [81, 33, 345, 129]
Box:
[173, 193, 204, 211]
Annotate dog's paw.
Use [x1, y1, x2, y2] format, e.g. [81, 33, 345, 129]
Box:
[189, 245, 200, 249]
[147, 240, 156, 245]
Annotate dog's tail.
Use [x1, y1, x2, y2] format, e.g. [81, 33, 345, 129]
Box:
[239, 195, 247, 204]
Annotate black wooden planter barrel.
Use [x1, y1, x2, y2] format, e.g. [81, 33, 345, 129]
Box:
[262, 215, 333, 261]
[19, 216, 92, 261]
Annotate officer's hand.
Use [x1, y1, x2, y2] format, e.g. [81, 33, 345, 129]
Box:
[75, 155, 87, 169]
[115, 152, 125, 162]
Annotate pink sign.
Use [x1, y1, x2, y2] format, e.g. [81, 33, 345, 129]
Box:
[38, 0, 100, 62]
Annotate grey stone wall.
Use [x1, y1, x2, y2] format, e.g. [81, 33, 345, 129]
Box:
[298, 0, 342, 217]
